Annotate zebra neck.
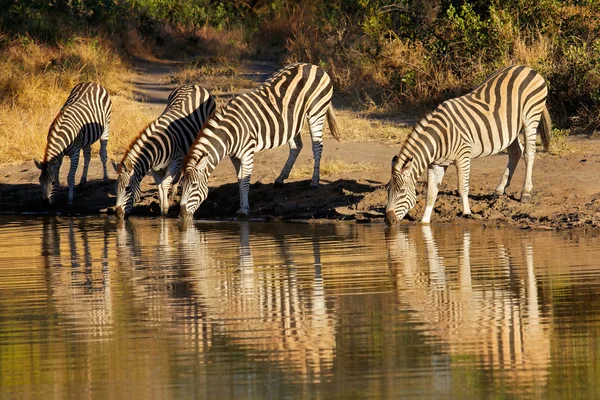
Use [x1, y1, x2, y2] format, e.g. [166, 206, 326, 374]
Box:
[399, 134, 438, 181]
[43, 135, 68, 163]
[400, 117, 448, 180]
[43, 113, 85, 162]
[195, 124, 233, 172]
[124, 153, 151, 181]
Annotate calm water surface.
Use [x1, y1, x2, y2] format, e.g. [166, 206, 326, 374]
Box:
[1, 216, 599, 399]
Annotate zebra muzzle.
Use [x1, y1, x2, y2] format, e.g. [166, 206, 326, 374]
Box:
[115, 206, 126, 219]
[385, 210, 398, 226]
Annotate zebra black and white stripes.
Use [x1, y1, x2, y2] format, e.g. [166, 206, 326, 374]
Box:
[34, 82, 112, 205]
[386, 65, 551, 225]
[113, 85, 216, 217]
[178, 63, 340, 218]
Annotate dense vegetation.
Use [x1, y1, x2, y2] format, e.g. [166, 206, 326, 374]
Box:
[1, 0, 599, 162]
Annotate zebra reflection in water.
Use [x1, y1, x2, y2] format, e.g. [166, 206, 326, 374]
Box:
[41, 218, 113, 337]
[385, 225, 551, 386]
[116, 219, 337, 379]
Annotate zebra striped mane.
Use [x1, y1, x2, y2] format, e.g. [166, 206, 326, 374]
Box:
[395, 109, 446, 179]
[183, 117, 216, 169]
[42, 109, 65, 163]
[120, 121, 154, 167]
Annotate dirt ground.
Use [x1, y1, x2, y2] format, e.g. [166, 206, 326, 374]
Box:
[2, 60, 600, 230]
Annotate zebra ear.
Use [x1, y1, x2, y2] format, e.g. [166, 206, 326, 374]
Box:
[34, 158, 43, 170]
[194, 156, 209, 172]
[111, 159, 120, 174]
[400, 158, 413, 176]
[392, 156, 413, 176]
[122, 158, 133, 173]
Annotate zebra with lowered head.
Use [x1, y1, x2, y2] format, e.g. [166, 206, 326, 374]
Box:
[386, 65, 551, 225]
[178, 63, 340, 219]
[34, 82, 112, 205]
[113, 84, 216, 218]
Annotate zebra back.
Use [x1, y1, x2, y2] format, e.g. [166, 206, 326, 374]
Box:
[120, 85, 216, 175]
[43, 82, 111, 163]
[184, 63, 335, 170]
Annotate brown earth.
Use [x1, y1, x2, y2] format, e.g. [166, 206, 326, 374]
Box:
[1, 60, 599, 230]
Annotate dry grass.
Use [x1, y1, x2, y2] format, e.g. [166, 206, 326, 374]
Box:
[289, 157, 375, 180]
[333, 109, 412, 143]
[108, 97, 156, 159]
[0, 35, 145, 164]
[548, 128, 573, 156]
[170, 59, 259, 96]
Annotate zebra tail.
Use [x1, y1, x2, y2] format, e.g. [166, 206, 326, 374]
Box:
[326, 105, 341, 141]
[539, 104, 552, 152]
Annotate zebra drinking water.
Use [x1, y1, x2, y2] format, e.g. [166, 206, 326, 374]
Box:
[385, 65, 551, 225]
[178, 63, 340, 219]
[113, 85, 216, 218]
[34, 82, 112, 205]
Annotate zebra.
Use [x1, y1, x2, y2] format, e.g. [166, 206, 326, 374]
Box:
[178, 63, 340, 219]
[113, 85, 216, 218]
[385, 65, 551, 225]
[34, 82, 111, 205]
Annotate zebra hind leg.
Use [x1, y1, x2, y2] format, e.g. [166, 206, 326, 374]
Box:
[79, 146, 92, 187]
[495, 139, 523, 196]
[307, 112, 326, 189]
[455, 158, 472, 217]
[100, 138, 109, 184]
[275, 134, 303, 187]
[520, 122, 540, 202]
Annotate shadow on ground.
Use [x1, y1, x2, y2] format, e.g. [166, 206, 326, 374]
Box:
[0, 180, 115, 216]
[132, 179, 385, 221]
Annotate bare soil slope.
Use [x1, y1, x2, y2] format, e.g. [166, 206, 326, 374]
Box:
[2, 60, 599, 230]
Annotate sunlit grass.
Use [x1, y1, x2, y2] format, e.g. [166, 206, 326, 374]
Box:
[289, 157, 376, 180]
[170, 59, 258, 96]
[0, 35, 140, 164]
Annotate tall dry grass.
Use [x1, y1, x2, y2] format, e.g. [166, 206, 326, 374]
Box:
[0, 35, 153, 164]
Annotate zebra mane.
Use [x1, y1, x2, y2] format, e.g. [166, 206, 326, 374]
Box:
[42, 109, 65, 163]
[184, 117, 215, 169]
[121, 121, 153, 166]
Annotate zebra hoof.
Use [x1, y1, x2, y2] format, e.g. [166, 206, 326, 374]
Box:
[520, 193, 532, 203]
[273, 180, 284, 188]
[310, 183, 319, 190]
[236, 208, 249, 216]
[462, 213, 474, 219]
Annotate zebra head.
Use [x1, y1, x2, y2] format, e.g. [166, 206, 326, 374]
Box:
[35, 158, 61, 204]
[385, 156, 416, 226]
[113, 158, 140, 219]
[179, 157, 210, 219]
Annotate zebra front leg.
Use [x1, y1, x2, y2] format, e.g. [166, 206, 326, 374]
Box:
[421, 164, 446, 223]
[158, 160, 180, 216]
[455, 157, 472, 217]
[275, 134, 303, 186]
[237, 153, 255, 216]
[495, 139, 523, 196]
[100, 138, 109, 183]
[521, 124, 539, 202]
[79, 146, 92, 187]
[67, 152, 80, 205]
[151, 169, 170, 217]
